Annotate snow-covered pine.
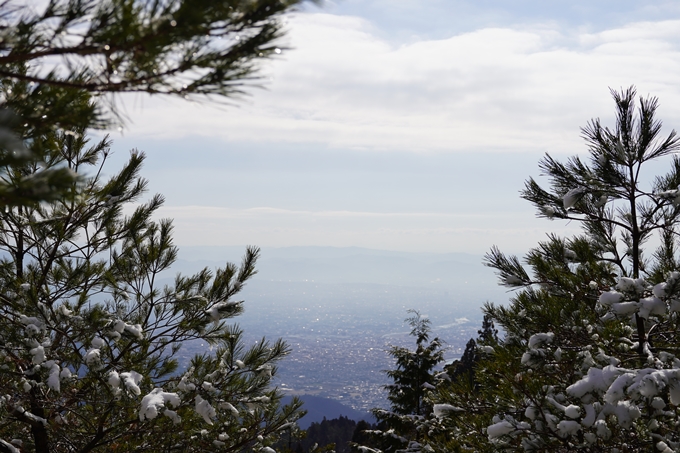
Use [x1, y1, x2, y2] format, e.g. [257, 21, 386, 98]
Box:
[423, 88, 680, 452]
[0, 0, 309, 448]
[204, 300, 243, 323]
[0, 128, 303, 451]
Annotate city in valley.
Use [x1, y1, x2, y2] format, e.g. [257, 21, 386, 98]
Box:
[173, 247, 509, 413]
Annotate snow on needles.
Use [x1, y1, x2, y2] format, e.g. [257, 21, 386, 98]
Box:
[528, 332, 554, 349]
[195, 395, 217, 424]
[484, 270, 680, 444]
[120, 371, 143, 396]
[45, 361, 61, 392]
[205, 300, 241, 323]
[139, 388, 181, 422]
[433, 404, 464, 418]
[0, 440, 19, 453]
[563, 187, 586, 209]
[487, 420, 514, 439]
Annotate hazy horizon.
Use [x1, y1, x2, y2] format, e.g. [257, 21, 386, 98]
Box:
[169, 245, 504, 412]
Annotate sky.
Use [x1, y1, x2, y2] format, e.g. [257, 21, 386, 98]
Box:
[108, 0, 680, 255]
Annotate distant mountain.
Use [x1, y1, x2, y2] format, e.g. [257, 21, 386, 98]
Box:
[282, 394, 373, 429]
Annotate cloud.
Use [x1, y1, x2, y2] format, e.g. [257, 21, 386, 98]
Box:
[123, 13, 680, 154]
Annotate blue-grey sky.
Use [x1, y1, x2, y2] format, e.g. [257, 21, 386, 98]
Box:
[109, 0, 680, 254]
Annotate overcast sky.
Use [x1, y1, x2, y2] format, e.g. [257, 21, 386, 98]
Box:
[108, 0, 680, 255]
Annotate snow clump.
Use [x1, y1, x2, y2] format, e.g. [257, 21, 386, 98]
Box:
[218, 401, 239, 416]
[124, 323, 144, 340]
[528, 332, 554, 349]
[556, 420, 581, 437]
[598, 291, 623, 306]
[139, 388, 181, 422]
[487, 420, 514, 439]
[44, 360, 61, 392]
[205, 300, 241, 322]
[433, 404, 463, 418]
[29, 344, 46, 364]
[195, 395, 217, 424]
[120, 371, 143, 396]
[503, 274, 524, 286]
[563, 187, 586, 209]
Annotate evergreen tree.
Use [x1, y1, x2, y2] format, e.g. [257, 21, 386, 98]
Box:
[365, 310, 445, 453]
[298, 416, 358, 453]
[0, 121, 303, 452]
[0, 0, 302, 121]
[0, 1, 309, 451]
[350, 420, 379, 452]
[443, 314, 499, 389]
[428, 87, 680, 452]
[477, 313, 499, 345]
[444, 338, 477, 388]
[384, 311, 444, 418]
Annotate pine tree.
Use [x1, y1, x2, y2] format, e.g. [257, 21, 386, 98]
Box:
[443, 314, 499, 389]
[477, 314, 499, 345]
[0, 0, 302, 118]
[0, 2, 309, 451]
[365, 310, 445, 453]
[297, 416, 358, 453]
[0, 118, 303, 452]
[350, 420, 379, 452]
[444, 338, 477, 388]
[428, 87, 680, 452]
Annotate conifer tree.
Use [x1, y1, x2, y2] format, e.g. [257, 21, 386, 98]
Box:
[365, 310, 445, 453]
[427, 87, 680, 452]
[0, 114, 303, 452]
[442, 314, 499, 390]
[0, 1, 309, 450]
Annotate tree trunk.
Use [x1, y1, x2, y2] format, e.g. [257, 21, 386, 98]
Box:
[30, 390, 50, 453]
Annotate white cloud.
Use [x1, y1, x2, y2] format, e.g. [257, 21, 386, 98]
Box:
[110, 12, 680, 253]
[123, 14, 680, 154]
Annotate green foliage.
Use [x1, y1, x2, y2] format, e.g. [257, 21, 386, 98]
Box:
[350, 420, 380, 452]
[291, 416, 361, 453]
[441, 314, 499, 390]
[363, 310, 445, 453]
[425, 88, 680, 452]
[0, 1, 309, 450]
[384, 311, 444, 418]
[0, 124, 304, 451]
[0, 0, 305, 115]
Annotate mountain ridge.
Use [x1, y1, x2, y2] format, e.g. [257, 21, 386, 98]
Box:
[282, 394, 374, 429]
